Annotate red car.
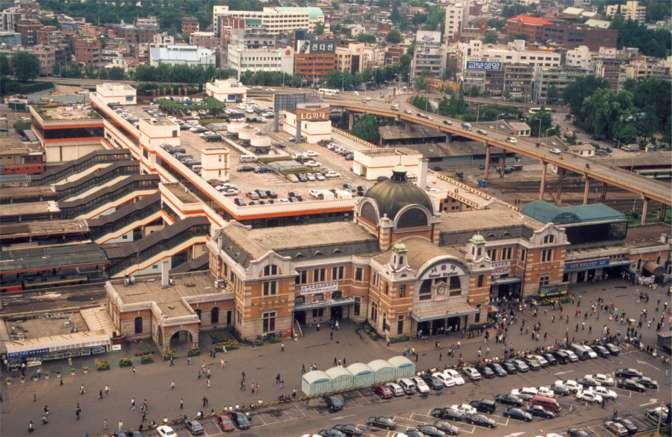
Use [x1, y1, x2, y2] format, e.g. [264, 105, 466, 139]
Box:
[216, 414, 235, 432]
[373, 384, 393, 399]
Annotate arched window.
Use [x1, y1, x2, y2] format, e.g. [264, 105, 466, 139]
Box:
[544, 235, 555, 244]
[263, 264, 279, 276]
[134, 316, 143, 334]
[195, 309, 202, 320]
[397, 207, 428, 228]
[360, 201, 378, 224]
[211, 307, 220, 324]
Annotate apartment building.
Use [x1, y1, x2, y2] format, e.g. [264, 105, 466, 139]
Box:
[444, 3, 465, 41]
[335, 43, 385, 74]
[73, 37, 103, 66]
[411, 30, 446, 80]
[213, 6, 324, 35]
[606, 1, 647, 23]
[181, 16, 200, 35]
[459, 39, 561, 72]
[226, 29, 294, 77]
[294, 39, 336, 84]
[149, 44, 216, 67]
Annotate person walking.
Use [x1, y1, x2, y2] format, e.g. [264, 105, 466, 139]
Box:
[130, 398, 136, 411]
[170, 381, 175, 391]
[80, 384, 86, 395]
[118, 420, 124, 432]
[207, 379, 211, 389]
[179, 398, 184, 410]
[202, 396, 209, 408]
[103, 418, 108, 431]
[28, 420, 34, 433]
[104, 385, 110, 396]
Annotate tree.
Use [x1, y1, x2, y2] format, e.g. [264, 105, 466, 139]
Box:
[482, 30, 498, 44]
[610, 17, 671, 58]
[412, 95, 433, 112]
[356, 33, 376, 43]
[13, 52, 40, 81]
[326, 70, 353, 90]
[578, 88, 636, 141]
[414, 75, 428, 91]
[0, 54, 10, 76]
[487, 18, 505, 30]
[528, 110, 553, 137]
[351, 114, 379, 143]
[107, 67, 126, 80]
[314, 23, 324, 35]
[546, 84, 560, 104]
[386, 29, 402, 44]
[563, 75, 609, 115]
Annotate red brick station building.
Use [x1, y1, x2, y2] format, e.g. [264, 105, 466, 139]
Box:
[107, 167, 670, 350]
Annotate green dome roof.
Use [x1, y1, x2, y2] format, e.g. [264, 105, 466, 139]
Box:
[365, 167, 433, 220]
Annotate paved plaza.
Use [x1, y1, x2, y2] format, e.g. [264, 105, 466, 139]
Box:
[1, 279, 670, 436]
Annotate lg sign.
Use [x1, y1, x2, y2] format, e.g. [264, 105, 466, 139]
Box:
[297, 109, 329, 121]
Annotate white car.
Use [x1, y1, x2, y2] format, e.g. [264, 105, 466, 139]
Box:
[442, 369, 465, 385]
[305, 150, 319, 157]
[433, 372, 455, 388]
[533, 354, 548, 367]
[398, 378, 416, 394]
[386, 382, 405, 397]
[554, 379, 581, 393]
[451, 403, 477, 415]
[592, 385, 617, 400]
[156, 426, 177, 437]
[507, 136, 518, 143]
[565, 349, 579, 362]
[585, 373, 614, 386]
[576, 389, 603, 403]
[537, 386, 556, 398]
[304, 160, 321, 168]
[324, 171, 340, 178]
[513, 387, 538, 397]
[583, 346, 598, 359]
[412, 376, 431, 394]
[463, 367, 481, 381]
[550, 147, 562, 154]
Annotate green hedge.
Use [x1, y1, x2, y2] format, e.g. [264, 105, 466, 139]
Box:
[140, 354, 154, 364]
[0, 80, 53, 96]
[95, 359, 110, 371]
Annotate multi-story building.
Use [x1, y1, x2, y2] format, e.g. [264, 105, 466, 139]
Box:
[592, 46, 640, 88]
[205, 78, 247, 103]
[606, 1, 647, 23]
[149, 44, 216, 67]
[335, 42, 385, 74]
[190, 31, 218, 50]
[73, 37, 103, 66]
[619, 57, 670, 84]
[181, 16, 200, 35]
[444, 3, 465, 41]
[15, 18, 40, 45]
[505, 16, 617, 51]
[0, 8, 21, 32]
[565, 45, 593, 70]
[226, 29, 294, 77]
[503, 63, 535, 100]
[411, 30, 446, 80]
[29, 44, 55, 75]
[458, 39, 561, 73]
[213, 6, 324, 36]
[294, 39, 336, 84]
[532, 66, 589, 103]
[505, 15, 553, 42]
[385, 44, 405, 65]
[0, 31, 21, 46]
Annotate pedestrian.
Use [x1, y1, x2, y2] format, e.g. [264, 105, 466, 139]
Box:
[207, 379, 211, 389]
[130, 398, 136, 411]
[98, 389, 103, 399]
[343, 357, 347, 366]
[28, 420, 34, 433]
[103, 418, 108, 431]
[202, 396, 208, 408]
[170, 381, 175, 390]
[330, 331, 334, 341]
[316, 321, 320, 331]
[220, 358, 225, 368]
[75, 407, 81, 420]
[187, 356, 192, 366]
[301, 363, 306, 374]
[179, 398, 184, 410]
[118, 420, 124, 432]
[104, 385, 110, 396]
[41, 414, 48, 425]
[131, 367, 136, 375]
[280, 343, 285, 352]
[33, 393, 37, 402]
[80, 385, 85, 395]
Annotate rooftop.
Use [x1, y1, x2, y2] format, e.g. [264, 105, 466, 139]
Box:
[31, 104, 101, 122]
[522, 200, 625, 225]
[374, 236, 463, 270]
[508, 15, 552, 26]
[0, 219, 89, 239]
[247, 221, 376, 253]
[163, 182, 199, 204]
[0, 243, 108, 274]
[0, 201, 60, 218]
[0, 136, 42, 157]
[439, 203, 545, 233]
[110, 272, 232, 318]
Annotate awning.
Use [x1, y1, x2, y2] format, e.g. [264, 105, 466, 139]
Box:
[643, 261, 664, 276]
[294, 297, 355, 311]
[492, 277, 521, 286]
[411, 301, 477, 322]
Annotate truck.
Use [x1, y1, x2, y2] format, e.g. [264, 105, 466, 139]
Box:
[391, 104, 399, 111]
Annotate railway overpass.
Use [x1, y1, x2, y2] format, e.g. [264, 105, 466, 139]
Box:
[324, 96, 671, 222]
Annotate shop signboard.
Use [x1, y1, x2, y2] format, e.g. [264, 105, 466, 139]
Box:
[539, 283, 568, 298]
[299, 281, 339, 295]
[564, 258, 610, 272]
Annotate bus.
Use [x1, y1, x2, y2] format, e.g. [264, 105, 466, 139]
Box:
[528, 106, 552, 115]
[318, 88, 340, 96]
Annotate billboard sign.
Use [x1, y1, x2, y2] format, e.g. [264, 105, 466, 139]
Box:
[466, 60, 502, 71]
[310, 40, 335, 53]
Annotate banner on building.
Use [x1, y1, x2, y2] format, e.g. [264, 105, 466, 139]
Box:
[466, 61, 502, 71]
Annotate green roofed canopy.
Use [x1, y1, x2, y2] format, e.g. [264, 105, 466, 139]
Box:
[521, 201, 624, 226]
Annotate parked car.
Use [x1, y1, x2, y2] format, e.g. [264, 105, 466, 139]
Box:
[525, 356, 542, 371]
[230, 412, 251, 430]
[503, 407, 533, 422]
[645, 406, 669, 424]
[450, 403, 477, 415]
[612, 417, 638, 435]
[477, 364, 495, 378]
[513, 359, 529, 372]
[326, 395, 344, 412]
[332, 424, 365, 436]
[490, 362, 508, 377]
[156, 426, 177, 437]
[567, 429, 591, 437]
[495, 393, 523, 407]
[373, 384, 393, 399]
[604, 420, 629, 436]
[319, 429, 346, 437]
[576, 389, 603, 403]
[616, 378, 646, 392]
[387, 382, 405, 397]
[634, 376, 658, 389]
[432, 420, 459, 435]
[417, 425, 446, 437]
[442, 369, 466, 385]
[463, 367, 482, 381]
[553, 350, 570, 364]
[585, 373, 615, 386]
[216, 414, 236, 432]
[466, 413, 497, 428]
[502, 360, 518, 374]
[185, 420, 204, 435]
[564, 349, 579, 362]
[425, 375, 445, 391]
[527, 405, 555, 419]
[605, 343, 621, 355]
[506, 136, 518, 143]
[542, 352, 558, 366]
[593, 344, 611, 358]
[470, 399, 497, 414]
[412, 377, 431, 394]
[398, 378, 416, 395]
[431, 407, 466, 422]
[366, 416, 396, 430]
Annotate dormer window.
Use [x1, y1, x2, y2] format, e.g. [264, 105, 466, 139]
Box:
[544, 235, 555, 244]
[263, 264, 279, 276]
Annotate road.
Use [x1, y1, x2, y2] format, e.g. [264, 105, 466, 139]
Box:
[323, 94, 672, 207]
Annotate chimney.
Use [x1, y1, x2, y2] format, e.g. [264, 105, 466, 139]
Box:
[160, 259, 170, 288]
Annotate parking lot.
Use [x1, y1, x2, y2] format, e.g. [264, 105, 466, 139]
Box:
[163, 346, 669, 437]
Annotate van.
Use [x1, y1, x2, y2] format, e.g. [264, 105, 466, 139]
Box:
[461, 122, 472, 130]
[239, 155, 257, 163]
[530, 394, 560, 413]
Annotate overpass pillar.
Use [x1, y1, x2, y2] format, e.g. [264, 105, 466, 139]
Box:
[555, 168, 565, 206]
[483, 145, 491, 179]
[347, 112, 354, 130]
[582, 177, 590, 205]
[499, 149, 505, 177]
[641, 197, 648, 225]
[600, 182, 608, 201]
[539, 161, 547, 200]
